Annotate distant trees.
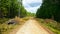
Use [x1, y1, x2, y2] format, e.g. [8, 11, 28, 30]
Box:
[0, 0, 27, 18]
[36, 0, 60, 22]
[27, 12, 35, 17]
[20, 6, 27, 18]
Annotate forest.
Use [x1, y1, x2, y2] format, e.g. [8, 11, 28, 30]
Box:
[36, 0, 60, 22]
[36, 0, 60, 34]
[0, 0, 27, 18]
[0, 0, 60, 34]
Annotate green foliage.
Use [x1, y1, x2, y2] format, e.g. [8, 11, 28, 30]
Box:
[36, 18, 60, 34]
[27, 12, 35, 17]
[0, 18, 9, 24]
[0, 0, 19, 18]
[0, 0, 27, 18]
[20, 6, 27, 18]
[0, 23, 18, 34]
[36, 0, 60, 22]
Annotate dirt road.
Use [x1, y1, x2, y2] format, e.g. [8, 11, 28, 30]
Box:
[16, 19, 52, 34]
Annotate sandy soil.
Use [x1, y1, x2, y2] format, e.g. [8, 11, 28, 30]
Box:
[16, 19, 52, 34]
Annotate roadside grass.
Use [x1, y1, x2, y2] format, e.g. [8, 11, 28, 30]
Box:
[0, 17, 29, 34]
[0, 24, 19, 34]
[22, 17, 30, 21]
[0, 18, 9, 24]
[35, 18, 60, 34]
[14, 17, 29, 24]
[0, 18, 19, 34]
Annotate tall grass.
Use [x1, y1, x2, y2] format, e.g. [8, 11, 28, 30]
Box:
[36, 18, 60, 34]
[0, 18, 9, 24]
[0, 17, 29, 34]
[0, 18, 18, 34]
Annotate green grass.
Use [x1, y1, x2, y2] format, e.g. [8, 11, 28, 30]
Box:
[0, 24, 16, 34]
[0, 17, 29, 34]
[22, 17, 30, 21]
[0, 23, 20, 34]
[46, 23, 60, 34]
[48, 26, 60, 34]
[36, 18, 60, 34]
[0, 18, 9, 24]
[0, 18, 19, 34]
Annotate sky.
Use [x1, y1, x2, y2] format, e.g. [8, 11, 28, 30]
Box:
[22, 0, 42, 13]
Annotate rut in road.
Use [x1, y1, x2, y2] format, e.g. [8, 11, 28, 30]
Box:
[16, 19, 52, 34]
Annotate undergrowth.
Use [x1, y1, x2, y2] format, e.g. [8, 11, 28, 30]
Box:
[36, 18, 60, 34]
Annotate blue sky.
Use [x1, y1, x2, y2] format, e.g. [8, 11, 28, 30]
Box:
[22, 0, 42, 13]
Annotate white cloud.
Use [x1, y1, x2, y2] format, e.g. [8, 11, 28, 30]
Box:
[23, 0, 42, 3]
[22, 0, 42, 13]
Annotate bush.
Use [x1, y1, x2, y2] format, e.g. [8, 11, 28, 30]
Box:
[0, 18, 9, 24]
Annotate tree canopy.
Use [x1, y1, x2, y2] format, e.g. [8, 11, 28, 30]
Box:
[36, 0, 60, 22]
[0, 0, 27, 18]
